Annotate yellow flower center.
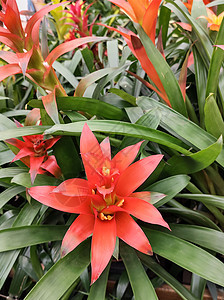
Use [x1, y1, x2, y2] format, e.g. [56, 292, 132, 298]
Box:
[102, 166, 110, 176]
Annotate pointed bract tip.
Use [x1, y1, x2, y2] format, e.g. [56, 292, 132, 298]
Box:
[60, 248, 68, 258]
[147, 249, 153, 256]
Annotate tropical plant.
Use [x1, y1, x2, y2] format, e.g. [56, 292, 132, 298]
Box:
[0, 0, 224, 299]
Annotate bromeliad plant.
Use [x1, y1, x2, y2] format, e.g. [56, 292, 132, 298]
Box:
[5, 108, 61, 184]
[1, 0, 224, 299]
[29, 123, 169, 284]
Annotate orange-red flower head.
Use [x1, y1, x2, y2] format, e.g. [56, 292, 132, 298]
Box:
[199, 8, 224, 31]
[108, 0, 162, 44]
[29, 123, 170, 284]
[5, 110, 61, 183]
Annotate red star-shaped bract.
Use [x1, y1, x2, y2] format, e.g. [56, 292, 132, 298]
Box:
[6, 122, 61, 183]
[29, 123, 170, 283]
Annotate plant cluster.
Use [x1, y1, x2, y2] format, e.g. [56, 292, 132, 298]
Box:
[0, 0, 224, 299]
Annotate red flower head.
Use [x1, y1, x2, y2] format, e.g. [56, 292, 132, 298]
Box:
[5, 110, 61, 183]
[28, 124, 169, 283]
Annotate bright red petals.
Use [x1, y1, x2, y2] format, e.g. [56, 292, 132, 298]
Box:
[11, 147, 34, 162]
[0, 64, 23, 81]
[122, 196, 170, 229]
[116, 212, 153, 255]
[53, 178, 90, 197]
[115, 154, 163, 196]
[112, 141, 143, 173]
[27, 124, 169, 284]
[130, 191, 151, 203]
[41, 156, 61, 178]
[80, 123, 103, 158]
[5, 119, 61, 183]
[100, 137, 111, 160]
[29, 156, 45, 184]
[91, 217, 116, 284]
[28, 186, 91, 214]
[61, 214, 95, 256]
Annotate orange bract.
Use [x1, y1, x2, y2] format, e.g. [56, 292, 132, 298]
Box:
[200, 8, 224, 31]
[109, 0, 162, 44]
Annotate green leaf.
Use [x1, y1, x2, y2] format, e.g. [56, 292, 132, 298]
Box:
[24, 240, 90, 300]
[82, 47, 94, 73]
[120, 242, 158, 300]
[74, 67, 121, 97]
[136, 24, 187, 116]
[138, 254, 198, 300]
[53, 136, 81, 179]
[92, 62, 131, 99]
[170, 224, 224, 255]
[0, 225, 67, 252]
[0, 200, 41, 289]
[159, 208, 221, 230]
[29, 97, 127, 121]
[137, 97, 224, 167]
[87, 263, 110, 300]
[44, 120, 190, 155]
[107, 40, 119, 68]
[11, 173, 61, 188]
[0, 167, 27, 178]
[109, 88, 136, 106]
[148, 175, 190, 207]
[0, 148, 15, 164]
[0, 125, 47, 140]
[193, 47, 207, 126]
[177, 193, 224, 209]
[0, 186, 26, 210]
[164, 136, 223, 175]
[191, 274, 206, 300]
[144, 228, 224, 286]
[204, 94, 224, 138]
[53, 61, 79, 88]
[30, 245, 44, 279]
[206, 18, 224, 98]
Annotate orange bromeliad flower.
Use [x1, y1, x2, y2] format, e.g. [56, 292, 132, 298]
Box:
[108, 0, 162, 44]
[200, 8, 224, 31]
[29, 123, 170, 283]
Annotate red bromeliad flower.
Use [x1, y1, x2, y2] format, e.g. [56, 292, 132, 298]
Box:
[29, 123, 170, 283]
[5, 112, 61, 183]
